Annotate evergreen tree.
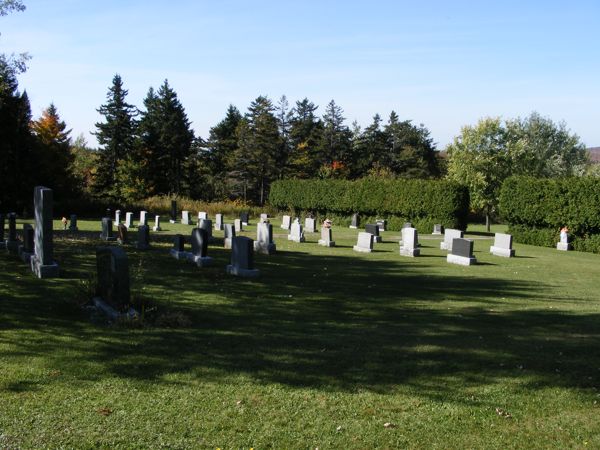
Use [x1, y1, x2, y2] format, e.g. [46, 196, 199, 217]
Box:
[351, 114, 388, 177]
[318, 100, 352, 175]
[275, 95, 293, 178]
[30, 103, 74, 197]
[288, 98, 323, 178]
[93, 74, 138, 200]
[137, 80, 194, 196]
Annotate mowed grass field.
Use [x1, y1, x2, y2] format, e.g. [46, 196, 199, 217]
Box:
[1, 217, 599, 449]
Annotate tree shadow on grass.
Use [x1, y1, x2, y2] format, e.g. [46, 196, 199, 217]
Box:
[1, 237, 599, 406]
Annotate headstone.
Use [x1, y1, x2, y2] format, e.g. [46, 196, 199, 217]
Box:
[402, 222, 413, 229]
[69, 214, 78, 231]
[281, 215, 291, 230]
[182, 210, 191, 225]
[0, 213, 4, 248]
[490, 233, 515, 257]
[400, 227, 420, 257]
[188, 228, 213, 267]
[557, 228, 571, 251]
[440, 228, 463, 251]
[115, 209, 121, 225]
[117, 223, 128, 244]
[226, 236, 259, 278]
[170, 200, 177, 223]
[447, 238, 477, 266]
[152, 215, 161, 232]
[254, 222, 276, 255]
[215, 213, 223, 231]
[432, 224, 444, 235]
[376, 219, 387, 232]
[100, 217, 116, 241]
[198, 219, 213, 240]
[6, 212, 18, 253]
[125, 212, 133, 229]
[224, 223, 236, 249]
[95, 246, 131, 313]
[365, 223, 382, 243]
[350, 213, 359, 229]
[304, 217, 317, 233]
[19, 224, 34, 263]
[139, 211, 148, 226]
[31, 186, 60, 278]
[353, 232, 373, 253]
[169, 234, 187, 260]
[260, 213, 269, 223]
[136, 224, 150, 250]
[234, 218, 243, 233]
[288, 221, 305, 243]
[318, 226, 335, 247]
[106, 208, 111, 219]
[240, 212, 249, 226]
[198, 211, 208, 220]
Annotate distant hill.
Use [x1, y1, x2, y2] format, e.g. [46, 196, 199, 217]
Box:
[588, 147, 600, 163]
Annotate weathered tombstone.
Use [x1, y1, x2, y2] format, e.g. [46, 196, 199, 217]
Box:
[182, 210, 191, 225]
[240, 212, 249, 226]
[260, 213, 269, 223]
[125, 212, 133, 229]
[365, 223, 382, 243]
[402, 222, 413, 229]
[198, 211, 208, 220]
[490, 233, 515, 257]
[100, 217, 116, 241]
[117, 223, 128, 244]
[170, 234, 187, 260]
[281, 215, 291, 230]
[136, 224, 150, 250]
[353, 232, 374, 253]
[31, 187, 60, 278]
[115, 209, 121, 225]
[318, 226, 336, 247]
[19, 224, 34, 263]
[188, 228, 213, 267]
[95, 246, 131, 314]
[433, 224, 444, 235]
[557, 228, 571, 251]
[254, 222, 276, 255]
[440, 228, 463, 251]
[349, 213, 360, 229]
[198, 219, 213, 240]
[224, 223, 236, 249]
[6, 212, 18, 252]
[152, 215, 161, 232]
[0, 213, 4, 248]
[400, 227, 420, 257]
[215, 213, 223, 231]
[170, 200, 177, 223]
[226, 236, 259, 278]
[139, 211, 148, 226]
[304, 217, 317, 233]
[106, 208, 111, 219]
[376, 219, 387, 232]
[234, 218, 243, 233]
[288, 221, 305, 243]
[69, 214, 78, 231]
[447, 238, 477, 266]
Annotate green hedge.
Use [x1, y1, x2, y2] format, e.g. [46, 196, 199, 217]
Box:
[500, 176, 600, 253]
[269, 179, 470, 231]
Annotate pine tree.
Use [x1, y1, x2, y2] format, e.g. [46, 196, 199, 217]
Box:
[351, 114, 388, 177]
[274, 95, 293, 178]
[93, 74, 138, 200]
[288, 98, 323, 178]
[318, 100, 352, 174]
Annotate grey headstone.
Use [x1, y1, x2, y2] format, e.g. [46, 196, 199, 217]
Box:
[136, 224, 150, 250]
[433, 224, 444, 235]
[288, 221, 305, 243]
[191, 228, 208, 257]
[30, 187, 59, 278]
[490, 232, 515, 257]
[254, 222, 276, 255]
[318, 227, 335, 247]
[96, 246, 130, 312]
[353, 232, 373, 253]
[260, 213, 268, 222]
[441, 228, 463, 251]
[139, 211, 148, 226]
[224, 223, 236, 249]
[117, 223, 128, 244]
[198, 219, 213, 239]
[215, 213, 223, 230]
[115, 209, 121, 224]
[19, 224, 34, 262]
[365, 223, 381, 242]
[305, 217, 317, 233]
[101, 217, 116, 241]
[281, 215, 291, 230]
[447, 238, 477, 265]
[170, 234, 186, 259]
[182, 210, 191, 225]
[69, 214, 78, 231]
[400, 227, 420, 257]
[350, 213, 359, 229]
[125, 212, 133, 228]
[152, 215, 161, 232]
[227, 236, 259, 277]
[402, 222, 413, 229]
[376, 219, 387, 232]
[8, 212, 17, 242]
[198, 211, 208, 220]
[234, 219, 242, 232]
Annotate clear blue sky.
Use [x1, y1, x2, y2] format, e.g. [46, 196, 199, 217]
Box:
[3, 0, 599, 148]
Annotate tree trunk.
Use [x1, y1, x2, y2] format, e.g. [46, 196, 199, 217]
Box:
[485, 209, 491, 232]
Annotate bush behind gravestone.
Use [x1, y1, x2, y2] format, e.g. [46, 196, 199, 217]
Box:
[269, 179, 469, 232]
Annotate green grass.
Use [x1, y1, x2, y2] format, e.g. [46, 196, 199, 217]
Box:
[1, 217, 599, 449]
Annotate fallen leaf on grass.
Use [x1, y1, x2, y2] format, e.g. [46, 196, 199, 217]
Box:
[97, 407, 112, 416]
[383, 422, 396, 428]
[495, 407, 512, 418]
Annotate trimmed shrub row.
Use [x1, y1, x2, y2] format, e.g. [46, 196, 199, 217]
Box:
[269, 179, 470, 231]
[500, 176, 600, 253]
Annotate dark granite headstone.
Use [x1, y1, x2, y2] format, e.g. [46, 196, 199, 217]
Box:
[69, 214, 78, 231]
[136, 225, 150, 250]
[191, 228, 208, 257]
[452, 238, 473, 258]
[173, 234, 185, 252]
[170, 200, 177, 221]
[365, 223, 380, 237]
[117, 223, 128, 244]
[8, 212, 17, 242]
[101, 217, 116, 241]
[22, 224, 34, 253]
[198, 219, 213, 239]
[350, 213, 360, 228]
[31, 187, 59, 277]
[376, 219, 387, 231]
[240, 212, 249, 225]
[96, 246, 130, 312]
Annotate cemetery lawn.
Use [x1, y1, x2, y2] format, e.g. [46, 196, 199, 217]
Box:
[1, 218, 599, 449]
